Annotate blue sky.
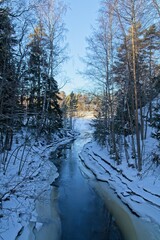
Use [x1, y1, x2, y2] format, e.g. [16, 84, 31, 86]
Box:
[61, 0, 100, 94]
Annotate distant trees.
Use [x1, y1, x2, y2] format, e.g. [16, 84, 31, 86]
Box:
[84, 0, 160, 171]
[58, 91, 100, 129]
[65, 92, 78, 129]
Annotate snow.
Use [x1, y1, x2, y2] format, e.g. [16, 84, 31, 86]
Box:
[0, 104, 160, 239]
[0, 128, 77, 240]
[72, 108, 160, 229]
[79, 127, 160, 226]
[76, 98, 160, 231]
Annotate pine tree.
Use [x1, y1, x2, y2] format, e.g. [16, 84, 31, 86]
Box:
[27, 22, 48, 115]
[46, 76, 63, 132]
[65, 92, 77, 129]
[27, 22, 63, 134]
[143, 24, 160, 121]
[0, 7, 17, 150]
[113, 23, 147, 135]
[151, 102, 160, 144]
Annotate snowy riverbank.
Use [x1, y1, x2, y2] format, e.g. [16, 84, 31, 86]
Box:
[75, 114, 160, 239]
[0, 128, 78, 240]
[79, 138, 160, 232]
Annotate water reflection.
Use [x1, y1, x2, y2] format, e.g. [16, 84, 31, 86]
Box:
[51, 141, 123, 240]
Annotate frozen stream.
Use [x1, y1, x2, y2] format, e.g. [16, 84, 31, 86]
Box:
[35, 119, 123, 240]
[34, 119, 159, 240]
[54, 140, 123, 240]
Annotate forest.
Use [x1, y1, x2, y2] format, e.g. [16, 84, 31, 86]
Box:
[83, 0, 160, 172]
[0, 0, 67, 147]
[0, 0, 160, 239]
[0, 0, 159, 170]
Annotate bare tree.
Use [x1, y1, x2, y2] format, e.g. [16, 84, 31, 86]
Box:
[112, 0, 151, 171]
[83, 0, 121, 161]
[35, 0, 68, 78]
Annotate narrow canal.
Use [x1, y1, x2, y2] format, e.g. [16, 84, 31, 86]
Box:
[52, 120, 123, 240]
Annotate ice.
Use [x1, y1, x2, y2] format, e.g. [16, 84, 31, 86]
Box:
[0, 128, 76, 239]
[80, 137, 160, 225]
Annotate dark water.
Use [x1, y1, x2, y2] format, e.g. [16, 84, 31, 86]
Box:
[51, 138, 123, 240]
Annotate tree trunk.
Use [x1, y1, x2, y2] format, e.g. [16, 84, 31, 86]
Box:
[131, 14, 142, 171]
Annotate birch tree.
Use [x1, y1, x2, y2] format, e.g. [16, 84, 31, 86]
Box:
[112, 0, 150, 171]
[84, 0, 120, 162]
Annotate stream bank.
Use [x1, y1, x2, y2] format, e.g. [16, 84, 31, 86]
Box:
[27, 118, 159, 240]
[55, 142, 123, 240]
[80, 161, 160, 240]
[34, 118, 123, 240]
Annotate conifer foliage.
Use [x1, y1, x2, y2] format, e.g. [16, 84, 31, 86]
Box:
[27, 22, 63, 134]
[0, 0, 67, 152]
[0, 6, 17, 150]
[151, 102, 160, 143]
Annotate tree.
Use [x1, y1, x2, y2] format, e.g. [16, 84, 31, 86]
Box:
[28, 0, 68, 134]
[113, 0, 152, 171]
[45, 76, 63, 133]
[27, 21, 63, 134]
[65, 92, 77, 129]
[83, 0, 120, 162]
[143, 24, 160, 121]
[27, 22, 48, 119]
[84, 0, 159, 171]
[113, 22, 150, 162]
[151, 102, 160, 145]
[0, 6, 17, 151]
[35, 0, 68, 78]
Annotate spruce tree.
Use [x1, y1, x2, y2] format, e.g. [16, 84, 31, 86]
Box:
[65, 92, 77, 129]
[0, 7, 17, 150]
[27, 22, 62, 134]
[143, 25, 160, 121]
[46, 76, 63, 132]
[27, 22, 48, 115]
[151, 102, 160, 144]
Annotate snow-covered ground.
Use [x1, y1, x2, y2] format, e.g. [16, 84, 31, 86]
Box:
[0, 128, 77, 240]
[1, 113, 159, 239]
[79, 97, 160, 229]
[79, 128, 160, 231]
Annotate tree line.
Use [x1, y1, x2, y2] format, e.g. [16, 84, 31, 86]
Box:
[0, 0, 159, 172]
[83, 0, 160, 171]
[0, 0, 67, 152]
[59, 91, 98, 114]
